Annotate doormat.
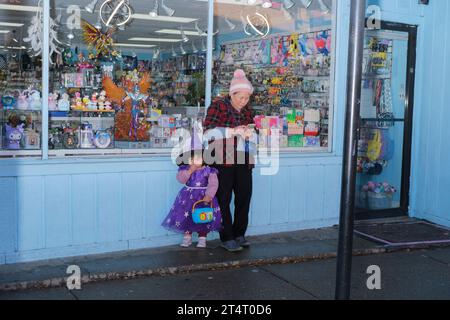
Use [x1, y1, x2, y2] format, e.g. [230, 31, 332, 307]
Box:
[354, 221, 450, 247]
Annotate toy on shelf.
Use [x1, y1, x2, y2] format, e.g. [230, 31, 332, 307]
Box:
[93, 129, 112, 149]
[82, 96, 90, 109]
[98, 91, 106, 110]
[76, 53, 94, 71]
[5, 123, 25, 150]
[1, 94, 16, 110]
[58, 93, 71, 111]
[104, 100, 112, 111]
[103, 72, 152, 142]
[48, 92, 58, 111]
[17, 90, 30, 110]
[87, 93, 98, 111]
[62, 125, 79, 149]
[80, 122, 94, 149]
[28, 90, 42, 110]
[23, 128, 40, 149]
[71, 92, 84, 110]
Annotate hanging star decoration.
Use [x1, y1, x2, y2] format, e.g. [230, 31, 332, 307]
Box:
[81, 19, 120, 59]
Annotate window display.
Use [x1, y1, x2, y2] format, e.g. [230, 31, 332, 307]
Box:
[0, 0, 336, 158]
[0, 0, 43, 157]
[46, 0, 209, 155]
[213, 1, 334, 150]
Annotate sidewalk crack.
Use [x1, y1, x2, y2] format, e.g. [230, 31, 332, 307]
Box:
[259, 266, 321, 300]
[423, 254, 450, 268]
[69, 289, 80, 300]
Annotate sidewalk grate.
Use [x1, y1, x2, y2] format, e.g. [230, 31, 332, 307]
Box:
[355, 221, 450, 247]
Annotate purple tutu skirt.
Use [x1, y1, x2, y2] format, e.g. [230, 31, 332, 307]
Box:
[162, 187, 223, 234]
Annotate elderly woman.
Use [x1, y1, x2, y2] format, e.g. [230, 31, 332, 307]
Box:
[203, 69, 256, 252]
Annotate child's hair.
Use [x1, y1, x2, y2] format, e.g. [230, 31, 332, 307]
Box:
[176, 149, 205, 167]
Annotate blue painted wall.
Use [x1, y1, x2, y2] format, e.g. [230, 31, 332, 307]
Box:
[408, 0, 450, 226]
[0, 155, 342, 264]
[367, 0, 450, 227]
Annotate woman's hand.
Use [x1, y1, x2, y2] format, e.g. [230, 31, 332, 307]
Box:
[231, 126, 255, 139]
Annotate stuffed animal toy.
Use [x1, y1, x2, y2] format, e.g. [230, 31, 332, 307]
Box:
[6, 124, 25, 150]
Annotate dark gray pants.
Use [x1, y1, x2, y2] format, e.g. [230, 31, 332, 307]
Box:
[215, 165, 253, 242]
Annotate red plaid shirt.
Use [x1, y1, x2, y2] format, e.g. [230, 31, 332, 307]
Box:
[203, 97, 255, 167]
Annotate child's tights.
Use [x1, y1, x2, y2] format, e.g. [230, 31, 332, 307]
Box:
[186, 231, 208, 238]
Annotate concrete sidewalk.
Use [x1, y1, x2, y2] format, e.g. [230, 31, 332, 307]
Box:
[2, 247, 450, 300]
[0, 217, 448, 294]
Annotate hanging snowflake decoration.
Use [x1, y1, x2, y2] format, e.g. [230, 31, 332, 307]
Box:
[23, 0, 63, 64]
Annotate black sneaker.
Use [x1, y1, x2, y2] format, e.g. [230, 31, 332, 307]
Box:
[235, 236, 250, 248]
[221, 240, 243, 252]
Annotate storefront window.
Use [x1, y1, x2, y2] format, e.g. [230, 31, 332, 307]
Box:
[0, 0, 336, 159]
[213, 0, 334, 150]
[47, 0, 208, 155]
[0, 1, 43, 158]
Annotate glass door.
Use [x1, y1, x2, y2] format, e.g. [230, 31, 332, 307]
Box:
[356, 22, 417, 219]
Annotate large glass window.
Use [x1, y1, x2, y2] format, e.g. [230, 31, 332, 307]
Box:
[47, 0, 208, 156]
[213, 0, 334, 151]
[0, 0, 336, 159]
[0, 0, 43, 158]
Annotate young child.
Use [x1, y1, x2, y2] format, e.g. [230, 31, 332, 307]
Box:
[161, 149, 223, 248]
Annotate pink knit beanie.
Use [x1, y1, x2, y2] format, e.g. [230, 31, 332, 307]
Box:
[229, 69, 254, 95]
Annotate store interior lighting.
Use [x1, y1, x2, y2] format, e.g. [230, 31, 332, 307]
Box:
[318, 0, 330, 13]
[155, 29, 207, 36]
[153, 47, 160, 59]
[224, 16, 236, 31]
[128, 37, 181, 42]
[0, 4, 40, 12]
[132, 14, 197, 24]
[149, 0, 159, 17]
[0, 22, 24, 27]
[283, 0, 295, 9]
[262, 0, 273, 8]
[153, 48, 161, 60]
[161, 0, 175, 17]
[192, 42, 199, 53]
[281, 4, 293, 20]
[195, 21, 206, 36]
[95, 16, 102, 29]
[180, 26, 189, 43]
[115, 43, 156, 48]
[180, 42, 187, 55]
[85, 0, 99, 13]
[300, 0, 313, 8]
[201, 38, 207, 52]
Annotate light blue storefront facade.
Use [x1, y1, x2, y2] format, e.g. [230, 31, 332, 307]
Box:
[0, 0, 449, 265]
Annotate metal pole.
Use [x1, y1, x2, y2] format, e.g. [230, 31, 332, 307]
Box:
[335, 0, 366, 300]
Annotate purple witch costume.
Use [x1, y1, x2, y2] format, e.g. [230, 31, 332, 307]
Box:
[162, 165, 223, 235]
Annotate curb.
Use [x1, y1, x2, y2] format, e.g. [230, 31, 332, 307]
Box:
[0, 247, 387, 292]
